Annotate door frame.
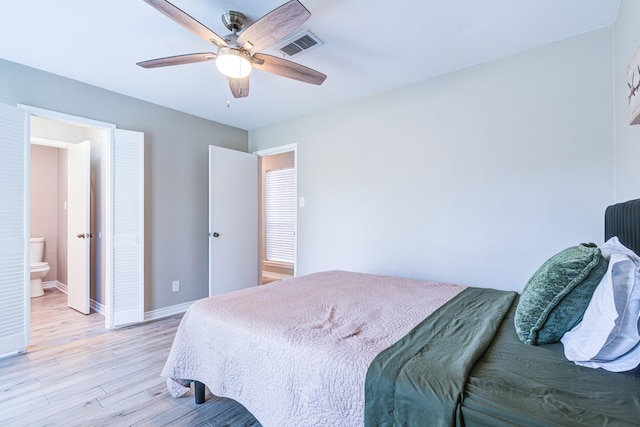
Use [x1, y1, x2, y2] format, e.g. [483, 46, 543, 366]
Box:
[253, 143, 298, 278]
[20, 104, 116, 328]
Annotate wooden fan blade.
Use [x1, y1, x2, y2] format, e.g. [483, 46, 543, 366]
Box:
[237, 0, 310, 53]
[142, 0, 227, 48]
[252, 53, 326, 85]
[137, 52, 216, 68]
[228, 77, 250, 98]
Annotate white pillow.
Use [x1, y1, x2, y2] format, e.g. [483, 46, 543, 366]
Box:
[561, 237, 640, 372]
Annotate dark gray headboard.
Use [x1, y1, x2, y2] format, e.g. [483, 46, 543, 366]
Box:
[604, 199, 640, 256]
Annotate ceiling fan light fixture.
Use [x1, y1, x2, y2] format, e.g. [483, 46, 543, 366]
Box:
[216, 48, 252, 78]
[139, 0, 326, 99]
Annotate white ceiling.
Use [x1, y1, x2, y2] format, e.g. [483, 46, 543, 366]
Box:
[0, 1, 620, 130]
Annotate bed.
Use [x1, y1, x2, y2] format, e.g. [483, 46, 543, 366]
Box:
[162, 200, 640, 426]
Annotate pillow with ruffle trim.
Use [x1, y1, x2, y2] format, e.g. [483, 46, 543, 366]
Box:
[515, 243, 607, 345]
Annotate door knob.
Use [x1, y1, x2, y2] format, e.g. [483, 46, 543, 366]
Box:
[213, 232, 220, 238]
[77, 233, 86, 239]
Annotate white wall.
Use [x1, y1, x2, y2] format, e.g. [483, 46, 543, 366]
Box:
[250, 29, 615, 291]
[614, 0, 640, 201]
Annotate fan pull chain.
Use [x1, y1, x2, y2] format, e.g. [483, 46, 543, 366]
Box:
[227, 81, 231, 108]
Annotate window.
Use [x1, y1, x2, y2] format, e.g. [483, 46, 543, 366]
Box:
[265, 167, 295, 263]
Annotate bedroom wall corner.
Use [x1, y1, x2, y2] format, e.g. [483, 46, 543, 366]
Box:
[613, 0, 640, 202]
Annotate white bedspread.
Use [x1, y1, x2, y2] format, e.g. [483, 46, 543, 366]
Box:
[161, 270, 466, 426]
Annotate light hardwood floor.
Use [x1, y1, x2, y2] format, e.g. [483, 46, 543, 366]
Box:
[0, 288, 261, 426]
[29, 288, 109, 349]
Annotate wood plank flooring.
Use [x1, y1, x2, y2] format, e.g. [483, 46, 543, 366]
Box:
[0, 288, 261, 426]
[29, 288, 109, 349]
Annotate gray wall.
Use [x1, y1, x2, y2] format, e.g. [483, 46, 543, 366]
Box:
[0, 58, 248, 311]
[614, 0, 640, 202]
[250, 28, 615, 292]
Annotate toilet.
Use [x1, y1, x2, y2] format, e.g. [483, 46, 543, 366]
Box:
[30, 237, 50, 298]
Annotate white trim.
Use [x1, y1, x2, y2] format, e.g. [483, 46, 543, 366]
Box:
[144, 300, 196, 322]
[31, 136, 75, 148]
[91, 299, 106, 315]
[43, 280, 66, 292]
[42, 280, 106, 315]
[0, 350, 25, 361]
[18, 105, 116, 130]
[40, 282, 189, 324]
[253, 143, 297, 157]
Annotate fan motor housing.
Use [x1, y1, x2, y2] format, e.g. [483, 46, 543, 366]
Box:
[221, 11, 248, 33]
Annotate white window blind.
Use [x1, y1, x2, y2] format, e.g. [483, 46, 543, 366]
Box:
[265, 167, 296, 263]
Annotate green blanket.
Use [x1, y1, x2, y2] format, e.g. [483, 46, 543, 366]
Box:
[462, 298, 640, 426]
[365, 287, 516, 427]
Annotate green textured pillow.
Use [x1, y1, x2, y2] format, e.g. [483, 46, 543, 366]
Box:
[515, 243, 608, 345]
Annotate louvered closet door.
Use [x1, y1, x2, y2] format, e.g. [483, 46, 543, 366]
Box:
[0, 103, 29, 356]
[111, 129, 144, 327]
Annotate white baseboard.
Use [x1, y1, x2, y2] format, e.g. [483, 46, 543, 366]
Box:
[43, 280, 65, 292]
[91, 299, 106, 315]
[43, 280, 193, 323]
[0, 349, 25, 360]
[44, 281, 105, 315]
[144, 300, 195, 322]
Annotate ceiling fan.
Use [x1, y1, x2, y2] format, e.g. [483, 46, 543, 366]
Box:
[137, 0, 327, 99]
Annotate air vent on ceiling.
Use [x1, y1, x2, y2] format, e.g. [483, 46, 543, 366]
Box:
[274, 30, 323, 58]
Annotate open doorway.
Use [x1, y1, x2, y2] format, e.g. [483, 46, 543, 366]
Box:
[28, 115, 109, 347]
[257, 145, 297, 285]
[0, 103, 144, 357]
[24, 104, 145, 332]
[206, 144, 297, 294]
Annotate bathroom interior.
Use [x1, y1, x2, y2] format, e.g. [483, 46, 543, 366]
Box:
[29, 115, 108, 346]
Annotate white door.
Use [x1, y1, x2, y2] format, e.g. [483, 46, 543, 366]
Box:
[67, 140, 91, 314]
[0, 103, 29, 356]
[109, 129, 144, 327]
[209, 146, 259, 295]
